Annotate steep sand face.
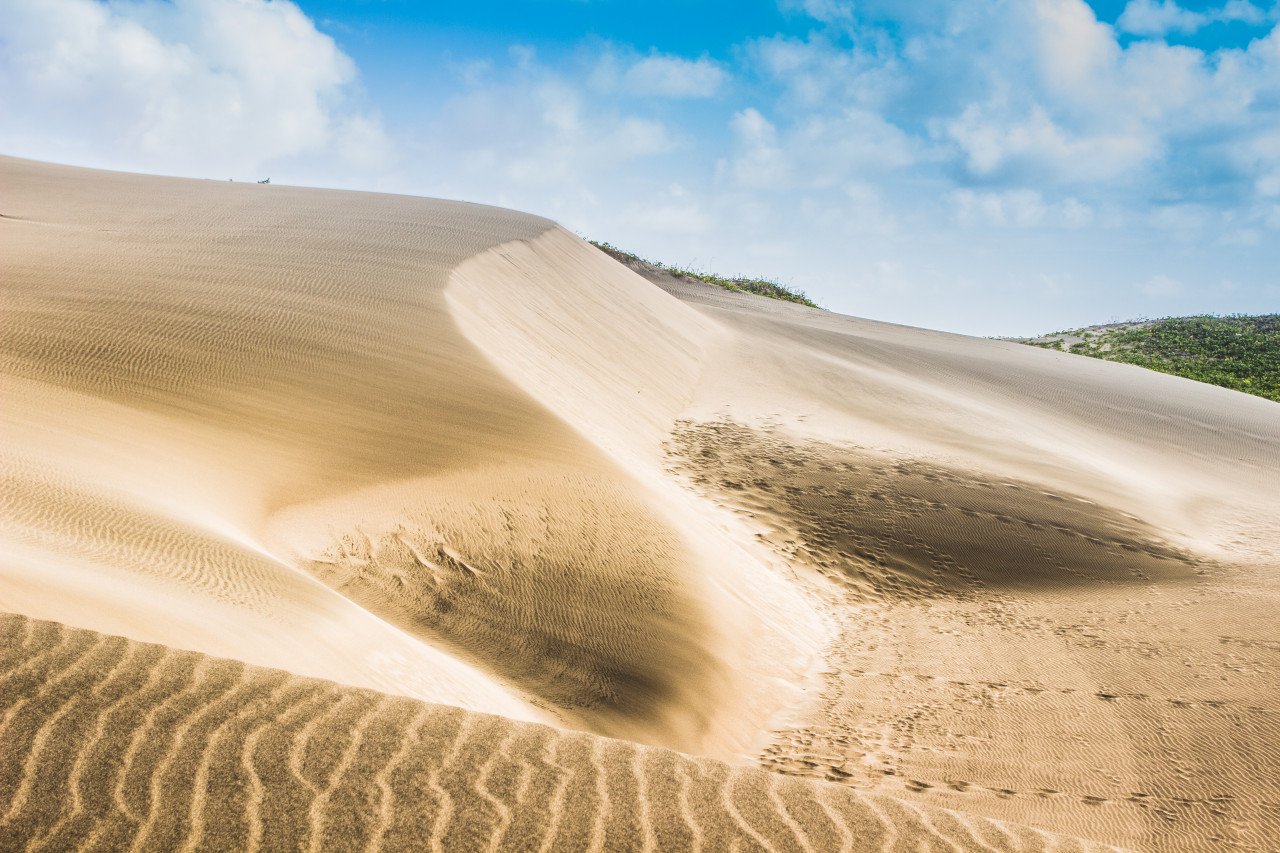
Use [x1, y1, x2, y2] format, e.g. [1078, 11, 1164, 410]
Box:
[446, 227, 832, 758]
[447, 228, 725, 465]
[3, 156, 1278, 851]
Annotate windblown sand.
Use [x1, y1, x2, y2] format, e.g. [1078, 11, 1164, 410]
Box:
[0, 614, 1113, 852]
[2, 156, 1277, 851]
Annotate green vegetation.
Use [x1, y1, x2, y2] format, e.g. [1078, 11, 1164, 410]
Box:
[1022, 315, 1280, 402]
[590, 240, 821, 309]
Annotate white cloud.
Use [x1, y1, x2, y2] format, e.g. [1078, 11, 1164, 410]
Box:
[536, 0, 1278, 330]
[777, 0, 856, 25]
[622, 54, 728, 98]
[509, 44, 537, 69]
[1117, 0, 1275, 36]
[746, 33, 899, 111]
[1118, 0, 1208, 36]
[1220, 0, 1269, 24]
[725, 107, 789, 189]
[724, 105, 915, 191]
[2, 0, 1276, 334]
[1149, 203, 1212, 230]
[953, 188, 1049, 227]
[0, 0, 380, 176]
[749, 0, 1280, 207]
[1061, 197, 1095, 227]
[1034, 0, 1121, 90]
[944, 102, 1155, 183]
[401, 54, 686, 226]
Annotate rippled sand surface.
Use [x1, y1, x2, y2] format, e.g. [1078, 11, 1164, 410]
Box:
[1, 614, 1119, 852]
[3, 156, 1278, 850]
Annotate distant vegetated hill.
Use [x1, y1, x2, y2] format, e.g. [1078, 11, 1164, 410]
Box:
[591, 240, 821, 308]
[1016, 315, 1280, 402]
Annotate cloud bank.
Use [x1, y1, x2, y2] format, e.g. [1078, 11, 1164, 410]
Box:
[0, 0, 384, 177]
[2, 0, 1276, 334]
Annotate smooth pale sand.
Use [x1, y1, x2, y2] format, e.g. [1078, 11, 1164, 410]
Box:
[2, 155, 1277, 851]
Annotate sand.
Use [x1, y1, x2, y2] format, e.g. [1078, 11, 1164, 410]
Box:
[1, 613, 1117, 852]
[2, 155, 1278, 850]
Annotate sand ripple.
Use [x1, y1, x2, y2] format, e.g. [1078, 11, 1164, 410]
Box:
[0, 614, 1119, 852]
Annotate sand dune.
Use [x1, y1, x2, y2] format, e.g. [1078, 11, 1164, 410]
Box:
[3, 155, 1278, 850]
[0, 156, 822, 760]
[632, 274, 1280, 851]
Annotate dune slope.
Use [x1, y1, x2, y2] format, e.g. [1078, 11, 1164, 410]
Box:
[630, 271, 1280, 852]
[0, 156, 822, 761]
[3, 156, 1278, 850]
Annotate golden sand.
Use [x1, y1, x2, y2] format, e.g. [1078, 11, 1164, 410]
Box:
[3, 155, 1278, 850]
[1, 614, 1118, 852]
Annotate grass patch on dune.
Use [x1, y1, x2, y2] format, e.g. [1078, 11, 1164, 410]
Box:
[590, 240, 822, 309]
[1018, 314, 1280, 402]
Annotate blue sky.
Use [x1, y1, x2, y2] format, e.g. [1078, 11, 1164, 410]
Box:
[2, 0, 1278, 335]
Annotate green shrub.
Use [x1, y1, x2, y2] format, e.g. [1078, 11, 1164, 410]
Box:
[590, 240, 821, 309]
[1021, 315, 1280, 402]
